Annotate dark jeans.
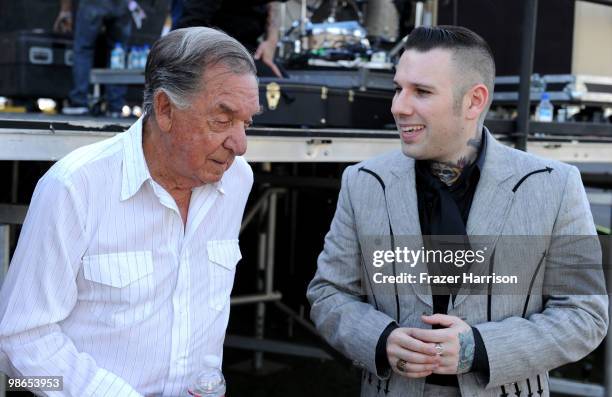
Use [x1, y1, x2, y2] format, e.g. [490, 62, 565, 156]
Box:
[70, 0, 131, 112]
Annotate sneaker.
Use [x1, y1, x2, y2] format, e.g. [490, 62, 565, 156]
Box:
[62, 104, 89, 116]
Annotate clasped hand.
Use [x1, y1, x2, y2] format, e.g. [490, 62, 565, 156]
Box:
[386, 314, 474, 378]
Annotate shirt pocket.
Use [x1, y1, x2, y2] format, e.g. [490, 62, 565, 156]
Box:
[207, 240, 242, 311]
[81, 251, 155, 326]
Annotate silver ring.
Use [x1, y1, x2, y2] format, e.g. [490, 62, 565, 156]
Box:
[435, 343, 444, 356]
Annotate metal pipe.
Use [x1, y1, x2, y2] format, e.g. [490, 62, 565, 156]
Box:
[254, 231, 267, 370]
[432, 0, 439, 25]
[606, 228, 612, 397]
[224, 335, 333, 360]
[389, 35, 408, 59]
[415, 1, 424, 27]
[289, 189, 298, 276]
[0, 205, 27, 225]
[266, 193, 277, 295]
[230, 292, 282, 306]
[274, 301, 320, 336]
[516, 0, 539, 151]
[549, 377, 604, 397]
[0, 225, 9, 287]
[9, 161, 19, 253]
[10, 161, 18, 203]
[241, 191, 271, 234]
[273, 300, 354, 365]
[300, 0, 307, 36]
[240, 188, 285, 233]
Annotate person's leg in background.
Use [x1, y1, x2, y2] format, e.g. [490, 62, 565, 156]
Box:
[65, 0, 104, 115]
[104, 5, 132, 117]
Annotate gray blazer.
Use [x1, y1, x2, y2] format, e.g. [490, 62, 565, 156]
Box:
[307, 130, 608, 397]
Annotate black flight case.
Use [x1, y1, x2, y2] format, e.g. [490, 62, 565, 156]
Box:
[0, 30, 73, 100]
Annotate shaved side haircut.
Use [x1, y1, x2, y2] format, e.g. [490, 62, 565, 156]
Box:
[404, 25, 496, 129]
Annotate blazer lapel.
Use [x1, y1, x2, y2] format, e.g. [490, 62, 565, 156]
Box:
[466, 133, 516, 236]
[380, 152, 433, 308]
[454, 133, 516, 306]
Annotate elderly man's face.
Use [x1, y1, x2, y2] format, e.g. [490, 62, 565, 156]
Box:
[166, 65, 260, 185]
[391, 49, 470, 162]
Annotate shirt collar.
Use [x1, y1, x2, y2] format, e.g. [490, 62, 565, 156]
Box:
[474, 127, 487, 172]
[121, 117, 151, 201]
[121, 117, 226, 201]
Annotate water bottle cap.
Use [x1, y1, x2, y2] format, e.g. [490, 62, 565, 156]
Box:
[114, 42, 122, 48]
[541, 92, 550, 100]
[203, 355, 221, 368]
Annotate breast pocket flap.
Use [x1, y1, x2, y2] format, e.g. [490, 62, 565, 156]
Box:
[207, 239, 242, 270]
[82, 251, 154, 288]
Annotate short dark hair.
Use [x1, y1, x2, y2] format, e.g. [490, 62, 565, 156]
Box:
[404, 25, 495, 125]
[404, 25, 493, 56]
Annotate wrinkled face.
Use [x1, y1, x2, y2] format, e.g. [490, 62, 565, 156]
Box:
[391, 49, 470, 162]
[166, 65, 260, 185]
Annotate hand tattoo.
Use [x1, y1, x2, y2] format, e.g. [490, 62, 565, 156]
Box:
[457, 329, 475, 374]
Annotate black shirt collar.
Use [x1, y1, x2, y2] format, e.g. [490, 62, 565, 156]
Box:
[474, 128, 487, 173]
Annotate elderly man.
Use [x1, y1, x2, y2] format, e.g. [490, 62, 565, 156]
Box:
[307, 25, 608, 397]
[0, 27, 259, 396]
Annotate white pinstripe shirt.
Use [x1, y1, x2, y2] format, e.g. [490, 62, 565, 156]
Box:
[0, 117, 253, 396]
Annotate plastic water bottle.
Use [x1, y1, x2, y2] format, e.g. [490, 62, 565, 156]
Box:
[110, 43, 125, 69]
[127, 46, 138, 69]
[187, 355, 226, 397]
[535, 92, 554, 122]
[140, 45, 150, 69]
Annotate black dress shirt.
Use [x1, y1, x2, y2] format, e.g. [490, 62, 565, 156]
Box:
[375, 131, 490, 385]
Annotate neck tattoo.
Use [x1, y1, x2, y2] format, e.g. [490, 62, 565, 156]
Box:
[430, 133, 483, 187]
[430, 161, 464, 186]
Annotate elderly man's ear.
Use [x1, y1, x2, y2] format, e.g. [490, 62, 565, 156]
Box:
[153, 90, 173, 133]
